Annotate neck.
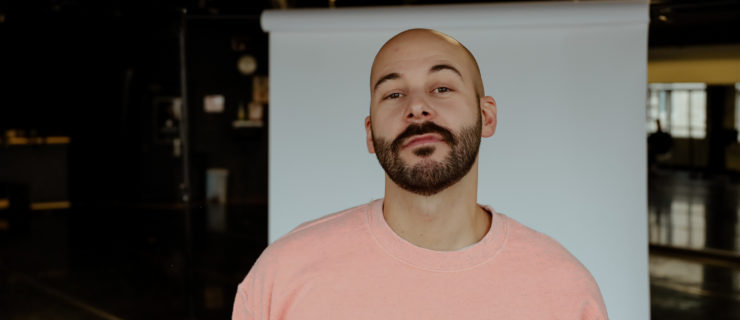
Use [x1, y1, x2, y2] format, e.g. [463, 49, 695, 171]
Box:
[382, 160, 491, 251]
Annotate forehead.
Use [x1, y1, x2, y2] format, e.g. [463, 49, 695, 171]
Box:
[370, 34, 472, 83]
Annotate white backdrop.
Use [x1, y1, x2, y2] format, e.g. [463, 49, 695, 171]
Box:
[262, 1, 649, 319]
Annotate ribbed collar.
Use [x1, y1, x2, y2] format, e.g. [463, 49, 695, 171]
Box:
[365, 198, 509, 272]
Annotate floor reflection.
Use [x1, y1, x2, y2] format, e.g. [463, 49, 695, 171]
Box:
[649, 171, 740, 252]
[649, 170, 740, 319]
[650, 198, 707, 249]
[650, 256, 740, 319]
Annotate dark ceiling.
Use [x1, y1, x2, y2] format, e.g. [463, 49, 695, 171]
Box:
[1, 0, 740, 47]
[649, 0, 740, 46]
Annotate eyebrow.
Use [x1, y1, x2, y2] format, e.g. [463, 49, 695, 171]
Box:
[373, 72, 400, 92]
[429, 64, 462, 78]
[373, 64, 463, 92]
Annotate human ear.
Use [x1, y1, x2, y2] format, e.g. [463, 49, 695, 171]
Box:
[365, 116, 376, 154]
[480, 96, 497, 138]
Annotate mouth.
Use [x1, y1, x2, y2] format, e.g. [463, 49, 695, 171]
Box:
[402, 134, 444, 149]
[389, 121, 456, 154]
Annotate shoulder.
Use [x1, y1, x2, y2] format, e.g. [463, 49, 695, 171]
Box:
[288, 202, 370, 235]
[250, 201, 374, 271]
[234, 201, 376, 318]
[272, 201, 371, 250]
[493, 213, 601, 286]
[496, 212, 608, 317]
[500, 213, 584, 268]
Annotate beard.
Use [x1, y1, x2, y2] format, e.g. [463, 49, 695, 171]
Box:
[372, 114, 482, 196]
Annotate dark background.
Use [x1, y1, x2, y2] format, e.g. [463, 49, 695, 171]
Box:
[1, 0, 739, 319]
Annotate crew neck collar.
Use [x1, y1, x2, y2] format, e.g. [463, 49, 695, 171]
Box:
[365, 198, 509, 272]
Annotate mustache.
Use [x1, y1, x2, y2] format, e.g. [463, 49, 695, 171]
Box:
[391, 122, 456, 152]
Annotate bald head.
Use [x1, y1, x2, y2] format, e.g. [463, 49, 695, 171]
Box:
[370, 28, 485, 98]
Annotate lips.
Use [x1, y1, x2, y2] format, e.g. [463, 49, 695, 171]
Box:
[389, 121, 456, 154]
[403, 134, 444, 149]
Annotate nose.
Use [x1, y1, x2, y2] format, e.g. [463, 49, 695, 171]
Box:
[405, 93, 435, 122]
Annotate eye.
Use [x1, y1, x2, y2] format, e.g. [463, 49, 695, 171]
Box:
[433, 87, 451, 94]
[384, 92, 402, 100]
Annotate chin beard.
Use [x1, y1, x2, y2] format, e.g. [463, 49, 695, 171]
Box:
[372, 118, 481, 196]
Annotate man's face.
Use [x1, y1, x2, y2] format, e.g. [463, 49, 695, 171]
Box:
[367, 31, 484, 196]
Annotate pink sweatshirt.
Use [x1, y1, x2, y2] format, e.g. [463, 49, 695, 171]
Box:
[233, 199, 607, 319]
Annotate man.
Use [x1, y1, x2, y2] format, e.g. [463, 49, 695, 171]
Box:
[233, 29, 607, 319]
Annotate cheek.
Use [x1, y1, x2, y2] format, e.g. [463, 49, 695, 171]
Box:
[371, 111, 404, 139]
[375, 103, 404, 119]
[433, 108, 463, 128]
[375, 125, 405, 142]
[440, 99, 478, 124]
[436, 94, 473, 112]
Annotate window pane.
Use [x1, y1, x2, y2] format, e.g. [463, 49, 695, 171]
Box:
[646, 83, 707, 139]
[671, 91, 690, 137]
[647, 90, 659, 132]
[690, 91, 706, 138]
[659, 91, 669, 129]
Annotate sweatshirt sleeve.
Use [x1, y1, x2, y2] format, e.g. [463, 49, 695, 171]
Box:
[232, 245, 280, 320]
[232, 284, 255, 320]
[579, 297, 609, 320]
[576, 275, 609, 320]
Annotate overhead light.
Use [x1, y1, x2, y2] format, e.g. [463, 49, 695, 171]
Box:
[658, 15, 668, 22]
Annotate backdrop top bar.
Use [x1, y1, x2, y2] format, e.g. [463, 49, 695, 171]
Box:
[261, 0, 648, 33]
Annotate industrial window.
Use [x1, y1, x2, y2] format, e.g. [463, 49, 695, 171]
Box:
[647, 83, 706, 139]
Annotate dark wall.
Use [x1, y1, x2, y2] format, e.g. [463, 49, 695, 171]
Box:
[0, 6, 268, 206]
[186, 18, 268, 205]
[0, 6, 269, 318]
